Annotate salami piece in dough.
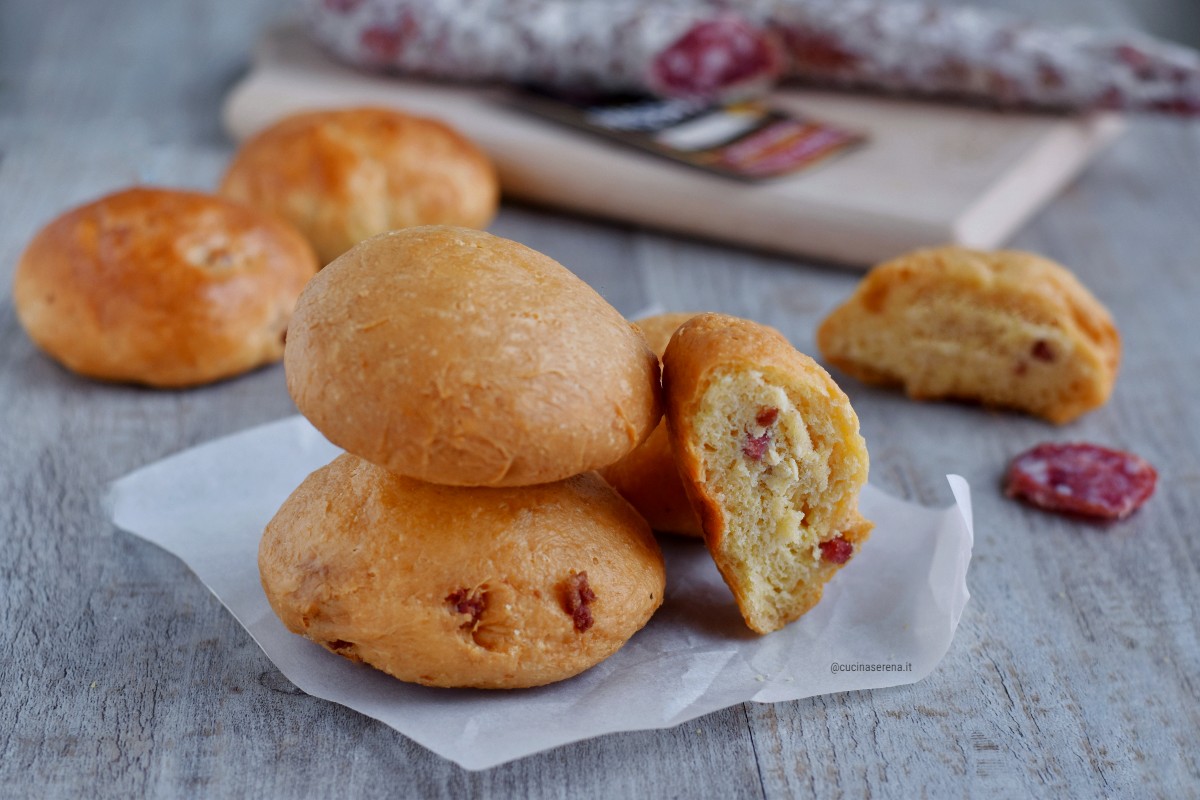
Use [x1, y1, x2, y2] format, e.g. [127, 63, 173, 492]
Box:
[1005, 442, 1157, 521]
[306, 0, 784, 100]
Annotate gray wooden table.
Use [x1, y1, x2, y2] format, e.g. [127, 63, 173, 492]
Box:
[2, 0, 1198, 797]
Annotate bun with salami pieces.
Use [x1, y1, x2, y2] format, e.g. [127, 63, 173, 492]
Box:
[817, 246, 1121, 424]
[259, 454, 665, 689]
[662, 313, 872, 634]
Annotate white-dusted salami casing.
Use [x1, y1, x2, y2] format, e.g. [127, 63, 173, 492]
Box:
[738, 0, 1200, 113]
[305, 0, 783, 100]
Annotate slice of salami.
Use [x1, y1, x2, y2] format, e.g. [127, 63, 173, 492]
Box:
[735, 0, 1200, 114]
[305, 0, 784, 101]
[1005, 443, 1157, 521]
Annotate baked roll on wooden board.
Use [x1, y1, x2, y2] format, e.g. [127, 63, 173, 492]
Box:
[259, 455, 665, 689]
[220, 107, 498, 265]
[663, 313, 872, 634]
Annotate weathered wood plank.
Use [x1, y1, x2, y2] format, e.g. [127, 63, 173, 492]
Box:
[1, 0, 1198, 797]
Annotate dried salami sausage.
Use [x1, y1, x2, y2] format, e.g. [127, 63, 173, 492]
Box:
[308, 0, 1200, 113]
[1005, 442, 1157, 521]
[306, 0, 784, 100]
[746, 0, 1200, 114]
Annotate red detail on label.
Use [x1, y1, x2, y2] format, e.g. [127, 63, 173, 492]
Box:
[1005, 442, 1157, 520]
[715, 120, 856, 177]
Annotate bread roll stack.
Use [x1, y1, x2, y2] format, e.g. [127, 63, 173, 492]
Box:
[259, 226, 667, 689]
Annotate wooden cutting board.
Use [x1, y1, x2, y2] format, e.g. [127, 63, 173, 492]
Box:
[223, 22, 1125, 268]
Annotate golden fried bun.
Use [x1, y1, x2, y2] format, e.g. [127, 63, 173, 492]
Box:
[599, 312, 703, 537]
[816, 246, 1121, 424]
[220, 107, 498, 264]
[13, 187, 318, 387]
[663, 313, 872, 634]
[284, 226, 663, 487]
[259, 454, 666, 689]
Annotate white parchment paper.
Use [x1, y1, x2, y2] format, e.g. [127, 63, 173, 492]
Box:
[107, 415, 974, 770]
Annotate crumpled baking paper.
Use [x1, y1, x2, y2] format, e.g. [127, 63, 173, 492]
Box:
[108, 415, 974, 770]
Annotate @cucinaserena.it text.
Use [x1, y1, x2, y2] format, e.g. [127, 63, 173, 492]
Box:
[830, 662, 913, 674]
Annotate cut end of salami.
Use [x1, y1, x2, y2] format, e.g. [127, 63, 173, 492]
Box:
[1005, 442, 1157, 521]
[649, 16, 784, 100]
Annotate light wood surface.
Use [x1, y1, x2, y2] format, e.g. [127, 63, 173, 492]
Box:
[2, 0, 1198, 797]
[221, 23, 1125, 267]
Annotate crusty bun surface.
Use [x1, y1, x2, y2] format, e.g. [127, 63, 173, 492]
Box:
[816, 246, 1121, 424]
[663, 313, 872, 635]
[599, 312, 703, 537]
[285, 226, 663, 487]
[259, 454, 666, 689]
[220, 107, 498, 264]
[13, 187, 318, 387]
